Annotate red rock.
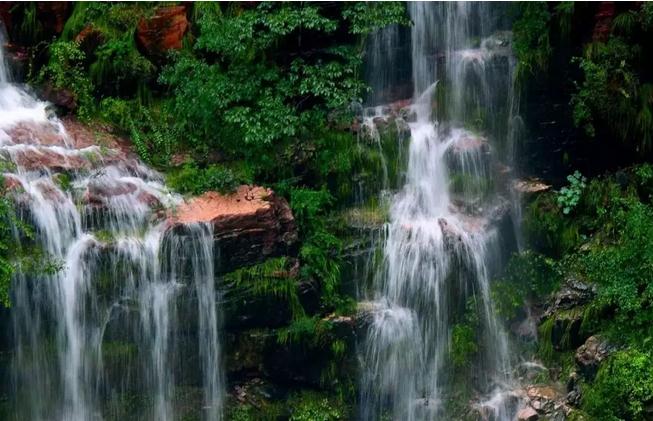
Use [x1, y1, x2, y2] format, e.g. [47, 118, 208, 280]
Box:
[36, 2, 70, 35]
[136, 5, 188, 57]
[171, 186, 298, 272]
[74, 25, 105, 55]
[2, 174, 22, 191]
[592, 2, 615, 42]
[40, 83, 78, 111]
[517, 406, 539, 421]
[0, 2, 13, 34]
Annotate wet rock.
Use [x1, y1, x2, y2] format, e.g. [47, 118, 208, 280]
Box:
[575, 335, 613, 380]
[172, 186, 298, 272]
[541, 279, 596, 350]
[136, 5, 189, 58]
[517, 405, 538, 421]
[519, 385, 570, 421]
[2, 43, 29, 80]
[40, 83, 78, 112]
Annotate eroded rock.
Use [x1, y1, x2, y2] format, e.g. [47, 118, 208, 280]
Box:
[172, 186, 298, 272]
[575, 335, 613, 380]
[136, 5, 189, 57]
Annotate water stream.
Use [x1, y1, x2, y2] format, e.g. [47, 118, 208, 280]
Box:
[1, 34, 223, 420]
[361, 3, 520, 420]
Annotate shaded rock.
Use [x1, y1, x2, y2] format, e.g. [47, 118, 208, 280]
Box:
[2, 43, 29, 81]
[136, 5, 188, 57]
[74, 25, 105, 56]
[171, 186, 298, 272]
[575, 335, 613, 380]
[36, 2, 71, 35]
[592, 2, 615, 42]
[542, 279, 596, 350]
[544, 279, 595, 318]
[0, 2, 13, 34]
[40, 83, 78, 112]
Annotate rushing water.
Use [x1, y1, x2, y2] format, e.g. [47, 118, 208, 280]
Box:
[1, 35, 223, 420]
[361, 3, 520, 420]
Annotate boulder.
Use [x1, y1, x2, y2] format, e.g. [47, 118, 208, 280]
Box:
[517, 405, 538, 421]
[544, 279, 596, 318]
[136, 5, 188, 57]
[39, 83, 78, 112]
[575, 335, 613, 380]
[171, 186, 298, 272]
[518, 385, 570, 421]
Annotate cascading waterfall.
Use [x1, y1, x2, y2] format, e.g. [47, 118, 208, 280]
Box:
[361, 3, 520, 420]
[0, 35, 223, 420]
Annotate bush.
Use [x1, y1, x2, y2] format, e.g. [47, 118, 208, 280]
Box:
[39, 41, 94, 118]
[288, 392, 346, 421]
[167, 163, 250, 195]
[583, 349, 653, 420]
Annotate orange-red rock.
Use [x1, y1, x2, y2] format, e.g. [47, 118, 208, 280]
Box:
[136, 6, 188, 57]
[171, 186, 298, 272]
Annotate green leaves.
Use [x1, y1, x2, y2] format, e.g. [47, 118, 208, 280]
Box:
[583, 349, 653, 420]
[557, 171, 587, 215]
[512, 2, 552, 79]
[342, 2, 409, 35]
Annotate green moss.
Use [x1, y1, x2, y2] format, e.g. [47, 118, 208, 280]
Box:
[582, 349, 653, 420]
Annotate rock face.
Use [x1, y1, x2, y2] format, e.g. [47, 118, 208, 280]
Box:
[172, 186, 298, 272]
[36, 2, 71, 35]
[592, 2, 615, 42]
[542, 279, 596, 350]
[136, 5, 189, 57]
[574, 335, 612, 380]
[517, 385, 570, 421]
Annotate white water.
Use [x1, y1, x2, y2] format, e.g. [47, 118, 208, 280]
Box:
[361, 3, 520, 420]
[1, 34, 223, 420]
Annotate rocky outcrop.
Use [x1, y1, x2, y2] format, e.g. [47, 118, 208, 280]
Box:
[36, 2, 71, 35]
[136, 5, 189, 58]
[516, 385, 571, 421]
[542, 279, 596, 350]
[172, 186, 298, 272]
[565, 335, 614, 408]
[574, 335, 613, 380]
[513, 179, 551, 198]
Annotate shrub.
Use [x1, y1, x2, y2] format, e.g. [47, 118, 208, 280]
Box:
[583, 349, 653, 420]
[167, 163, 249, 195]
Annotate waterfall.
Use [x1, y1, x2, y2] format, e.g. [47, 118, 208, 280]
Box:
[361, 3, 520, 420]
[0, 38, 224, 420]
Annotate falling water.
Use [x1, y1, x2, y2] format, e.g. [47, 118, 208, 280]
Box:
[0, 36, 223, 420]
[361, 3, 520, 420]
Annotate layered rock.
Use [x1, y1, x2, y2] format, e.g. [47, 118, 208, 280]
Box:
[136, 5, 189, 58]
[171, 186, 298, 272]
